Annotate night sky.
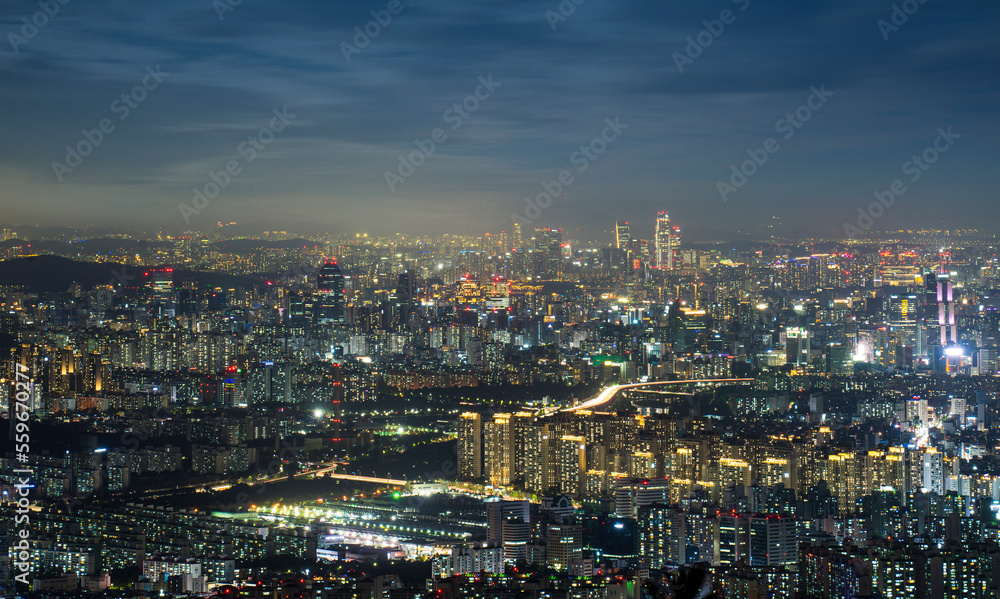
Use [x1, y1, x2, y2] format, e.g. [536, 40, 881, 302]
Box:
[0, 0, 998, 240]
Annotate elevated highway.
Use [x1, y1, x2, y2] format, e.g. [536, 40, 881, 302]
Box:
[562, 378, 754, 413]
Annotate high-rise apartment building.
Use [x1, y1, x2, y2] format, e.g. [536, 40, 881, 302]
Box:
[457, 413, 482, 480]
[523, 421, 553, 493]
[744, 515, 799, 567]
[556, 435, 586, 496]
[614, 477, 671, 518]
[637, 503, 685, 568]
[485, 413, 515, 487]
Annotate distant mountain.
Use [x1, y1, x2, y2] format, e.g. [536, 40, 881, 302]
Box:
[0, 255, 127, 293]
[165, 269, 261, 293]
[0, 238, 168, 255]
[0, 256, 260, 293]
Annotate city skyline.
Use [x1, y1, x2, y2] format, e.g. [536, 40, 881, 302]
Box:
[1, 196, 1000, 597]
[5, 2, 1000, 597]
[0, 1, 998, 238]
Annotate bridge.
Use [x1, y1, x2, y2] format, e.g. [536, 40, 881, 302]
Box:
[563, 378, 754, 413]
[205, 465, 408, 493]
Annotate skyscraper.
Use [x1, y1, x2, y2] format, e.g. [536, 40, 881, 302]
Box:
[393, 271, 417, 325]
[534, 228, 563, 279]
[670, 225, 681, 268]
[615, 221, 631, 251]
[145, 267, 175, 302]
[925, 271, 965, 372]
[315, 259, 345, 324]
[654, 212, 673, 269]
[933, 273, 958, 346]
[785, 327, 811, 366]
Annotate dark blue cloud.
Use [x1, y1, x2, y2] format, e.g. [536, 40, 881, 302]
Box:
[0, 0, 997, 239]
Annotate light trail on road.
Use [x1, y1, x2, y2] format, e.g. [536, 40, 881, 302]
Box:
[563, 378, 754, 413]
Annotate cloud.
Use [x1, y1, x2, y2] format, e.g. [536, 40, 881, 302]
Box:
[0, 0, 997, 238]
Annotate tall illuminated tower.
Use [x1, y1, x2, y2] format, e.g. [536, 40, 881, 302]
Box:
[671, 226, 681, 268]
[935, 274, 957, 347]
[615, 221, 631, 251]
[315, 259, 346, 324]
[925, 268, 962, 373]
[654, 212, 672, 269]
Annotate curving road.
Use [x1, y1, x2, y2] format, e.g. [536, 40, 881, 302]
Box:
[563, 378, 753, 413]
